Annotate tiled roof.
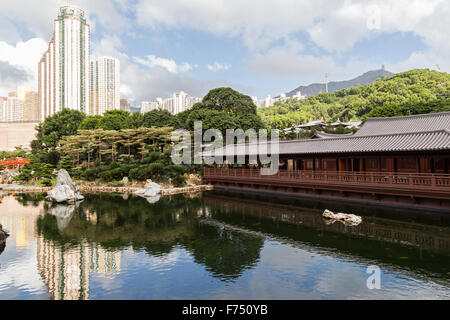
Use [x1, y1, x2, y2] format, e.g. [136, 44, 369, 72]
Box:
[312, 132, 354, 139]
[204, 129, 450, 157]
[204, 112, 450, 157]
[355, 111, 450, 136]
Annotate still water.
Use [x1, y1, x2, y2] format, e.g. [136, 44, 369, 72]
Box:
[0, 191, 449, 300]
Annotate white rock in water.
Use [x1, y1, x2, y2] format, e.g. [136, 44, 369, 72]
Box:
[134, 182, 162, 198]
[46, 169, 84, 203]
[322, 209, 362, 226]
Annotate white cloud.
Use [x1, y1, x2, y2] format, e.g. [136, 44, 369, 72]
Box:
[133, 55, 194, 74]
[0, 38, 48, 95]
[120, 62, 235, 105]
[207, 62, 231, 72]
[248, 43, 339, 78]
[0, 0, 132, 42]
[134, 0, 449, 53]
[135, 0, 333, 51]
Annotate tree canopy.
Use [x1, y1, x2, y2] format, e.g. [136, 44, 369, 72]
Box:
[259, 69, 450, 130]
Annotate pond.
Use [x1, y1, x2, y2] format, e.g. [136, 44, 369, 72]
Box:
[0, 191, 449, 300]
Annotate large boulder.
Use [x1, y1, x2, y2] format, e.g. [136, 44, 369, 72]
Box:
[46, 169, 84, 204]
[0, 170, 14, 184]
[322, 209, 362, 226]
[134, 182, 162, 198]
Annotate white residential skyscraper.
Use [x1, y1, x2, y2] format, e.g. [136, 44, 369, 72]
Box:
[38, 6, 90, 120]
[140, 92, 202, 115]
[90, 57, 120, 115]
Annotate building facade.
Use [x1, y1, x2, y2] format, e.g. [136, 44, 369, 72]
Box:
[23, 91, 39, 121]
[38, 6, 90, 120]
[140, 91, 201, 115]
[90, 57, 120, 115]
[204, 112, 450, 210]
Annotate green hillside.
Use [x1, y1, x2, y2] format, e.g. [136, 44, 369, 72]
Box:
[259, 69, 450, 130]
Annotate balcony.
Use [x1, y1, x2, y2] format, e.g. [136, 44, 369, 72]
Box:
[204, 168, 450, 201]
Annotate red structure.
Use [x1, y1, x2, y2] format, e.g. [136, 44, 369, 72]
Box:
[0, 158, 30, 170]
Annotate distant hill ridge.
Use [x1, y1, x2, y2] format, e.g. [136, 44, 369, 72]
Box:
[286, 68, 395, 98]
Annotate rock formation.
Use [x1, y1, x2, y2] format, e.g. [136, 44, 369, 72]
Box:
[134, 182, 162, 198]
[0, 224, 9, 243]
[46, 169, 84, 203]
[322, 209, 362, 226]
[0, 170, 16, 184]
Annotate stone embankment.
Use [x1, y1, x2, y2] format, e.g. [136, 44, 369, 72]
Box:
[0, 184, 214, 196]
[79, 184, 214, 195]
[0, 184, 51, 192]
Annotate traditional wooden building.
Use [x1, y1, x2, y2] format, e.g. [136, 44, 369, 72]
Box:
[204, 112, 450, 211]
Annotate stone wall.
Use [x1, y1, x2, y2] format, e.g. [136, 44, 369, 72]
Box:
[0, 122, 39, 151]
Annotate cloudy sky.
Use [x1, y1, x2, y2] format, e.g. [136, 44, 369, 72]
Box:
[0, 0, 449, 105]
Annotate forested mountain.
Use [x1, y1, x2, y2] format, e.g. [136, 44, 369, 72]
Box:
[286, 68, 395, 98]
[259, 69, 450, 130]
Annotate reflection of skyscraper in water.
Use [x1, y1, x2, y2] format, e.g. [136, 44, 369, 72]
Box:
[37, 238, 121, 300]
[89, 245, 121, 274]
[0, 196, 44, 249]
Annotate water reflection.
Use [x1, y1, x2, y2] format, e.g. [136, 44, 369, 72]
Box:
[0, 191, 449, 299]
[204, 192, 450, 282]
[37, 239, 120, 300]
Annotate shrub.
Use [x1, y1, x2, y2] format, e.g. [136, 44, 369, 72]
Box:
[172, 174, 186, 187]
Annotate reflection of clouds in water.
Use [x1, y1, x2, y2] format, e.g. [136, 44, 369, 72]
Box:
[202, 241, 450, 300]
[0, 240, 50, 299]
[147, 250, 181, 273]
[122, 247, 187, 274]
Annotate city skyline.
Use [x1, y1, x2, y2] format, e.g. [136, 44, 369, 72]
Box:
[1, 1, 449, 106]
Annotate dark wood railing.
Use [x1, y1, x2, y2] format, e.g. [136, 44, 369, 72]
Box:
[204, 168, 450, 196]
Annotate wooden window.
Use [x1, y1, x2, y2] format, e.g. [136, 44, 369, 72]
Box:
[315, 159, 321, 170]
[434, 158, 446, 173]
[397, 157, 417, 172]
[380, 158, 394, 172]
[323, 159, 337, 171]
[366, 158, 379, 171]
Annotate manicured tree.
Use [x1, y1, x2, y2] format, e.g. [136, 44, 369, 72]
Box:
[58, 156, 74, 175]
[14, 164, 33, 182]
[103, 130, 122, 163]
[77, 130, 97, 169]
[118, 129, 139, 158]
[58, 135, 81, 167]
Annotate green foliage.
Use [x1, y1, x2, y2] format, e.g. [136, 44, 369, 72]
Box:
[58, 156, 74, 175]
[37, 178, 54, 187]
[142, 109, 180, 128]
[33, 108, 86, 150]
[365, 98, 450, 118]
[201, 87, 258, 116]
[35, 163, 54, 180]
[79, 115, 103, 130]
[100, 110, 132, 130]
[14, 164, 33, 182]
[259, 69, 450, 130]
[183, 87, 265, 133]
